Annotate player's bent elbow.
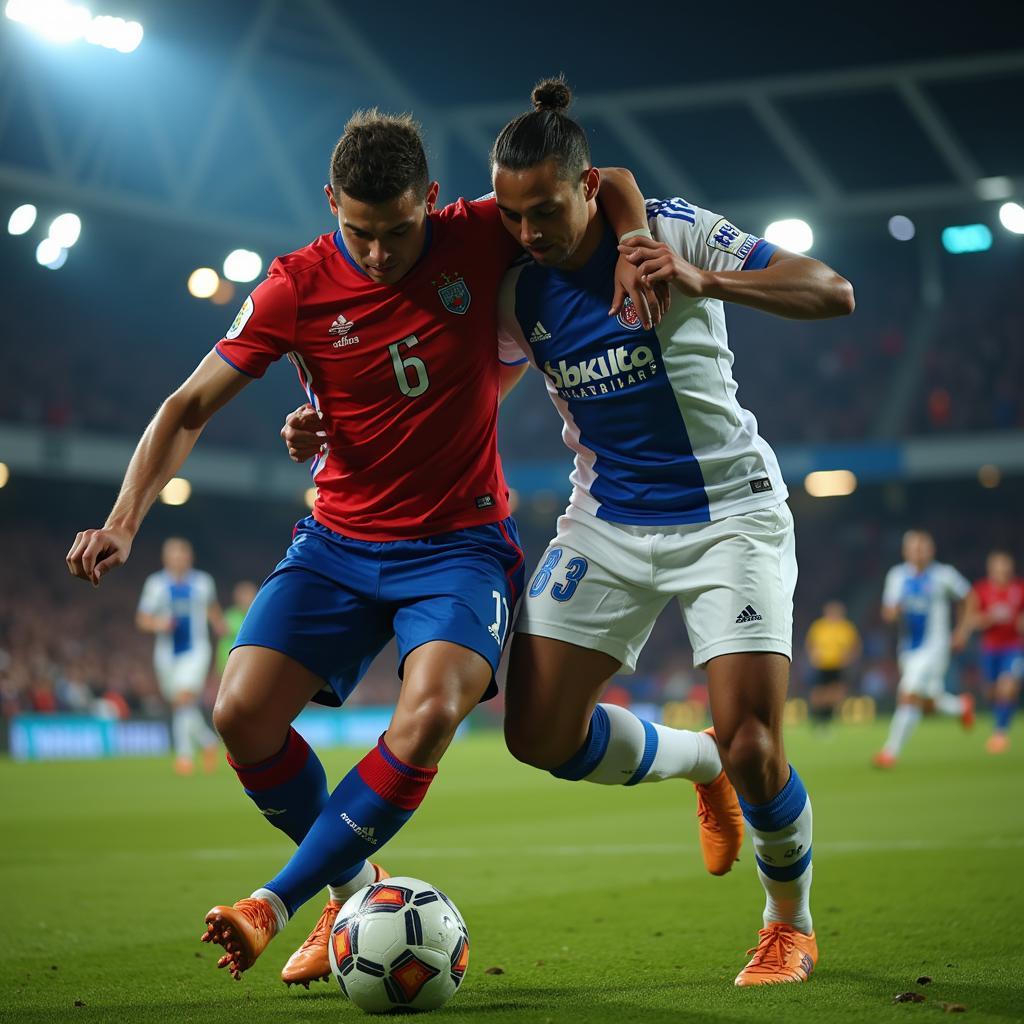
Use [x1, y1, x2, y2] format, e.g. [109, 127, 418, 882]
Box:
[831, 274, 856, 316]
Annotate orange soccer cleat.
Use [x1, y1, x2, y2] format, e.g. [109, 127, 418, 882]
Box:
[960, 693, 976, 730]
[986, 732, 1010, 754]
[201, 897, 279, 980]
[694, 729, 744, 876]
[281, 864, 391, 987]
[734, 923, 818, 986]
[872, 749, 896, 769]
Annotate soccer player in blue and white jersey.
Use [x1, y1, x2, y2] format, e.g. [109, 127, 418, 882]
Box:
[874, 529, 973, 767]
[490, 78, 854, 986]
[136, 537, 224, 774]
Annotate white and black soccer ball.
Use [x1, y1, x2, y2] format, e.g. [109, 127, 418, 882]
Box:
[328, 876, 470, 1014]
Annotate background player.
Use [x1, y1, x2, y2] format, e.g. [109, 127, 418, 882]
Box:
[489, 79, 854, 987]
[136, 537, 223, 775]
[67, 108, 662, 985]
[804, 601, 861, 729]
[216, 580, 258, 680]
[874, 529, 973, 767]
[954, 550, 1024, 753]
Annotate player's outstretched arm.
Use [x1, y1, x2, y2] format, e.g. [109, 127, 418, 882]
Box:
[620, 237, 855, 320]
[67, 352, 251, 587]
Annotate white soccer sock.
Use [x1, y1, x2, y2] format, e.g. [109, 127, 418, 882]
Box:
[328, 861, 377, 905]
[250, 887, 290, 932]
[581, 704, 721, 785]
[935, 692, 963, 716]
[184, 705, 217, 751]
[741, 769, 814, 935]
[883, 704, 922, 756]
[171, 707, 194, 759]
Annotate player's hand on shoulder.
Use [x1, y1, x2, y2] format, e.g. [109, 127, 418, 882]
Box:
[610, 250, 670, 330]
[66, 525, 133, 587]
[281, 403, 326, 463]
[619, 235, 707, 299]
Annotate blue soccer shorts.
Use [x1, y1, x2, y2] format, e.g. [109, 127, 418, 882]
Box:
[980, 648, 1024, 685]
[233, 515, 525, 706]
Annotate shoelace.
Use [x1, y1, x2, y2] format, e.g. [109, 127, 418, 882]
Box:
[745, 927, 796, 969]
[237, 897, 279, 934]
[295, 903, 338, 953]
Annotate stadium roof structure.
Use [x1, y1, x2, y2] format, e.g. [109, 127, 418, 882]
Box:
[1, 0, 1022, 246]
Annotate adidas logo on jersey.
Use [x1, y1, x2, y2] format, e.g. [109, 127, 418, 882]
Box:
[530, 321, 552, 343]
[329, 315, 361, 348]
[735, 604, 763, 624]
[340, 812, 378, 845]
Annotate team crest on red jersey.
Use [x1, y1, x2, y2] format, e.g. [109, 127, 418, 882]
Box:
[616, 297, 644, 331]
[434, 272, 471, 315]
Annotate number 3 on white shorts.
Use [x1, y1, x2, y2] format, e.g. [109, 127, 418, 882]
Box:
[389, 335, 430, 397]
[528, 548, 589, 602]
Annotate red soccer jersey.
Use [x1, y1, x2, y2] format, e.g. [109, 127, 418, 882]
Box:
[216, 198, 522, 541]
[973, 578, 1024, 651]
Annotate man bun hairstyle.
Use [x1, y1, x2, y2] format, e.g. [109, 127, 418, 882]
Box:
[330, 109, 429, 204]
[491, 75, 591, 179]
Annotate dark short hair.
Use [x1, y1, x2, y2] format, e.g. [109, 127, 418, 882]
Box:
[491, 76, 590, 180]
[330, 109, 429, 204]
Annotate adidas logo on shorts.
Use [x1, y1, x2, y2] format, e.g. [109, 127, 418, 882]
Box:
[735, 604, 763, 624]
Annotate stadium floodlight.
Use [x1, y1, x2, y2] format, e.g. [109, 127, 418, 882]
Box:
[941, 224, 993, 254]
[765, 218, 813, 253]
[187, 267, 219, 299]
[888, 215, 916, 242]
[223, 249, 263, 283]
[8, 203, 37, 235]
[998, 202, 1024, 235]
[976, 176, 1014, 201]
[48, 212, 81, 248]
[35, 237, 68, 269]
[0, 462, 8, 488]
[978, 464, 1001, 489]
[5, 1, 142, 53]
[804, 470, 857, 498]
[159, 477, 191, 506]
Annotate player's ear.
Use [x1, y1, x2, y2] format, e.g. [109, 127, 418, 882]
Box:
[425, 180, 440, 214]
[324, 184, 340, 217]
[582, 166, 600, 203]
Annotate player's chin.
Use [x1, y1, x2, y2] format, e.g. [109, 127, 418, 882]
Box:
[366, 265, 405, 284]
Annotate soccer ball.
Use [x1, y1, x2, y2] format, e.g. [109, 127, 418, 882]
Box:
[328, 876, 470, 1014]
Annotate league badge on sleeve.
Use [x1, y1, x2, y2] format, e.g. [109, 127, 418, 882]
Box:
[434, 272, 471, 315]
[225, 295, 254, 339]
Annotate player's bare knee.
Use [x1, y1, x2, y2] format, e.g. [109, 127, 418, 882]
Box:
[503, 721, 565, 770]
[391, 694, 464, 763]
[718, 720, 784, 798]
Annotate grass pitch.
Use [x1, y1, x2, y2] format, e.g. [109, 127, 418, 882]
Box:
[2, 718, 1022, 1023]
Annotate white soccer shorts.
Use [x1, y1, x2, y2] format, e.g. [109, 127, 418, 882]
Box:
[515, 502, 796, 671]
[154, 648, 212, 700]
[897, 647, 950, 700]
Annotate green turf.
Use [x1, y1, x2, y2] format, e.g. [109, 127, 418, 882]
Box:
[2, 719, 1022, 1023]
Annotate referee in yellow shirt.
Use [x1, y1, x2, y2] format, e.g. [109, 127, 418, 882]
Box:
[805, 600, 861, 726]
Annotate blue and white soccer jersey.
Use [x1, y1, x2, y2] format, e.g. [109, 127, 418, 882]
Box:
[498, 198, 795, 669]
[882, 561, 971, 698]
[137, 570, 217, 699]
[233, 516, 525, 706]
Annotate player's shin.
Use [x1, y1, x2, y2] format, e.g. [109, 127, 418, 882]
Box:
[551, 703, 720, 784]
[261, 735, 436, 918]
[738, 766, 813, 935]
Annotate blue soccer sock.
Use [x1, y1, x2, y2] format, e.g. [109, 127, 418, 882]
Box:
[228, 727, 366, 890]
[738, 766, 814, 935]
[550, 703, 720, 785]
[994, 701, 1015, 733]
[263, 736, 437, 917]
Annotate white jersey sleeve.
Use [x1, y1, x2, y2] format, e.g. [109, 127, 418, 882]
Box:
[645, 198, 777, 274]
[197, 571, 218, 610]
[938, 564, 971, 601]
[497, 263, 531, 366]
[137, 572, 168, 616]
[882, 565, 905, 610]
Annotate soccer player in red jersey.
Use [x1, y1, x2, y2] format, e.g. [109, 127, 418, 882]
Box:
[66, 109, 662, 984]
[954, 550, 1024, 753]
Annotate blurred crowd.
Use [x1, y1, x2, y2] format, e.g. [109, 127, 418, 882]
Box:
[3, 478, 1019, 724]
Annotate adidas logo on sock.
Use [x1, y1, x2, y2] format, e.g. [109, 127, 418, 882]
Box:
[530, 321, 552, 343]
[735, 604, 763, 623]
[340, 811, 379, 845]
